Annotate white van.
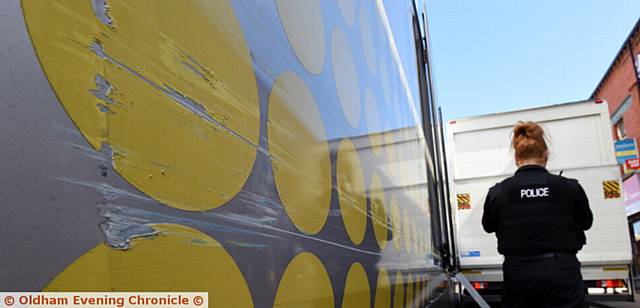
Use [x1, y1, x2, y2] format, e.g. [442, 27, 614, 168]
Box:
[448, 100, 633, 302]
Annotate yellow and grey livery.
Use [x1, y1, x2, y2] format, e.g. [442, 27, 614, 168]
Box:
[0, 0, 457, 307]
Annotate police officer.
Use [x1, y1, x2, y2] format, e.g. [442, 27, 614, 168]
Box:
[482, 121, 593, 308]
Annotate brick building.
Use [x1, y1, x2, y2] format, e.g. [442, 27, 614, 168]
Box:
[591, 18, 640, 275]
[592, 19, 640, 143]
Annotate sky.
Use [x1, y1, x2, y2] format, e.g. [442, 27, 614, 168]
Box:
[423, 0, 640, 122]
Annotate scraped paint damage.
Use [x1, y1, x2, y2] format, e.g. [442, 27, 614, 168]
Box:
[91, 0, 113, 27]
[88, 41, 253, 145]
[98, 203, 158, 249]
[94, 202, 280, 250]
[90, 75, 114, 113]
[23, 0, 264, 211]
[52, 177, 154, 203]
[90, 40, 271, 159]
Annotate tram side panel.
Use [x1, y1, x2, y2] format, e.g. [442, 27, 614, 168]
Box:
[0, 0, 454, 307]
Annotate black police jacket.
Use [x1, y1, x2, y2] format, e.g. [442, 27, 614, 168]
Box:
[482, 165, 593, 256]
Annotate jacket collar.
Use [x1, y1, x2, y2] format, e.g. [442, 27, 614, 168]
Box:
[515, 164, 548, 174]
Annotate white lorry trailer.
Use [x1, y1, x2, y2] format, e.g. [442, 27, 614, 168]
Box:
[448, 100, 633, 302]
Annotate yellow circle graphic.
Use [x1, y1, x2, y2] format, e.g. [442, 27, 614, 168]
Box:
[22, 0, 259, 211]
[268, 72, 332, 235]
[384, 132, 397, 178]
[274, 252, 334, 308]
[424, 232, 431, 255]
[338, 0, 356, 27]
[424, 232, 430, 254]
[421, 232, 427, 255]
[422, 277, 427, 304]
[403, 209, 412, 254]
[370, 172, 388, 249]
[374, 268, 391, 308]
[359, 3, 377, 75]
[416, 275, 424, 304]
[365, 86, 383, 157]
[391, 79, 401, 110]
[276, 0, 325, 74]
[380, 58, 392, 107]
[332, 26, 361, 128]
[342, 263, 371, 308]
[411, 220, 418, 255]
[422, 278, 429, 301]
[337, 139, 368, 245]
[414, 275, 421, 303]
[405, 273, 414, 308]
[416, 227, 423, 255]
[393, 272, 405, 308]
[390, 194, 402, 253]
[45, 224, 253, 307]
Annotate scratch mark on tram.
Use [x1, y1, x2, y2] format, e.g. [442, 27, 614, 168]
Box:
[91, 0, 114, 27]
[90, 75, 115, 113]
[96, 203, 279, 240]
[98, 203, 158, 249]
[88, 40, 274, 158]
[52, 176, 154, 203]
